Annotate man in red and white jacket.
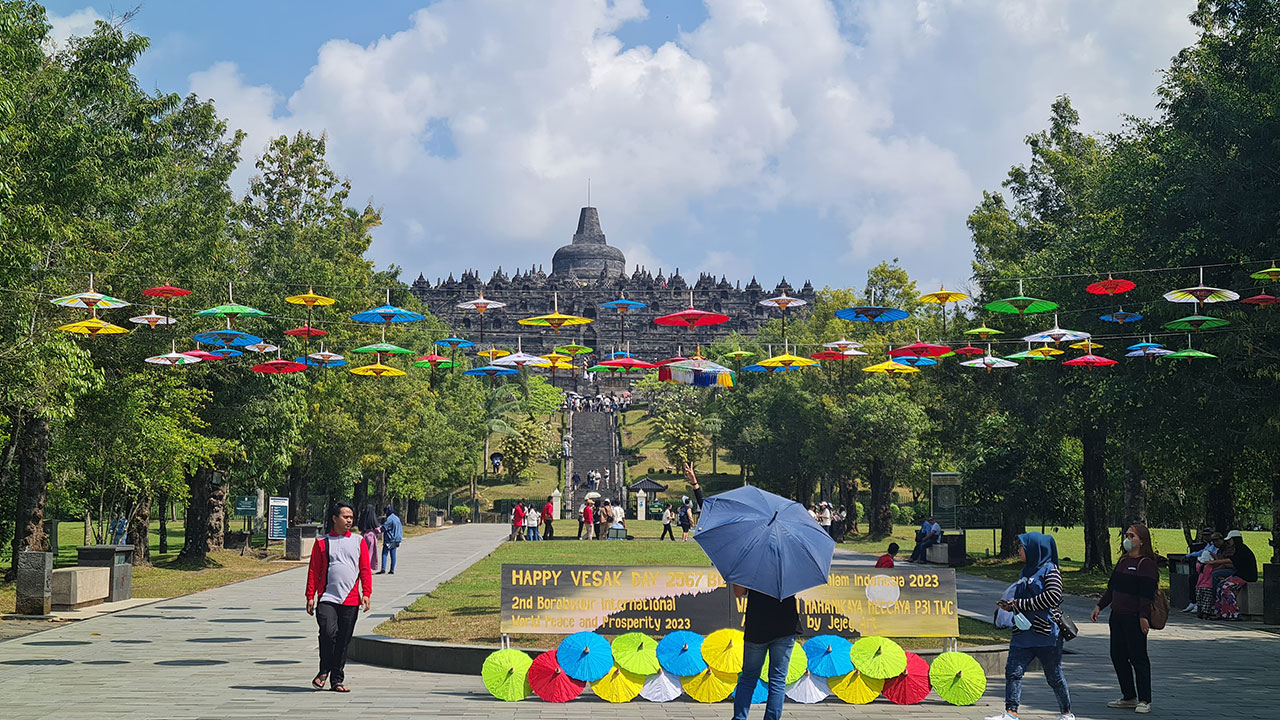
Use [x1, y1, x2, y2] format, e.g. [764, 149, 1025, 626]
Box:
[305, 502, 372, 692]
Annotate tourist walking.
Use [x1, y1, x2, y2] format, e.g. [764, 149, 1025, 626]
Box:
[1091, 523, 1158, 714]
[358, 505, 380, 573]
[679, 497, 694, 541]
[525, 502, 541, 541]
[660, 504, 676, 540]
[380, 505, 402, 574]
[305, 502, 372, 692]
[595, 499, 610, 541]
[511, 501, 526, 541]
[542, 496, 555, 540]
[582, 500, 595, 540]
[731, 583, 798, 720]
[986, 532, 1073, 720]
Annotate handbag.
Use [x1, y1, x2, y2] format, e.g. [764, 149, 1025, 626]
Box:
[1058, 612, 1079, 641]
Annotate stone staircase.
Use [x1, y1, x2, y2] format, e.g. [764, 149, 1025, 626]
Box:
[567, 410, 622, 515]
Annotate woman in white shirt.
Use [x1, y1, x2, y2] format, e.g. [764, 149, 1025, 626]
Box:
[525, 505, 541, 541]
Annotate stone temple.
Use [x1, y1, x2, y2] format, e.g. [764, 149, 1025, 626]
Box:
[409, 206, 814, 356]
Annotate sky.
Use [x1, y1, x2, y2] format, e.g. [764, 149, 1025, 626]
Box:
[43, 0, 1200, 293]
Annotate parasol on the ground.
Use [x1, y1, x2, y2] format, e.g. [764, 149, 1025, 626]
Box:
[835, 289, 908, 323]
[701, 629, 745, 674]
[760, 640, 807, 684]
[556, 631, 613, 682]
[50, 274, 131, 310]
[786, 672, 831, 704]
[828, 669, 884, 704]
[349, 362, 407, 378]
[682, 667, 736, 703]
[129, 309, 176, 328]
[803, 634, 854, 677]
[919, 285, 967, 333]
[611, 632, 661, 675]
[252, 357, 307, 374]
[1086, 275, 1136, 296]
[655, 291, 731, 331]
[1163, 314, 1229, 332]
[59, 315, 129, 337]
[881, 651, 931, 705]
[862, 359, 920, 375]
[1250, 264, 1280, 282]
[759, 291, 808, 343]
[591, 665, 645, 703]
[601, 295, 646, 347]
[1023, 314, 1090, 345]
[209, 348, 242, 359]
[1242, 292, 1277, 307]
[526, 650, 585, 703]
[890, 355, 937, 368]
[481, 648, 532, 702]
[928, 651, 986, 705]
[1163, 267, 1239, 307]
[456, 293, 505, 343]
[520, 292, 592, 335]
[849, 637, 906, 679]
[146, 341, 202, 366]
[984, 280, 1058, 316]
[964, 325, 1003, 340]
[656, 630, 707, 676]
[1101, 307, 1143, 324]
[737, 677, 768, 704]
[639, 668, 684, 702]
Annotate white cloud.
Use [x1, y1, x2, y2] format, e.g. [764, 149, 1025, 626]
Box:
[185, 0, 1198, 287]
[45, 7, 104, 48]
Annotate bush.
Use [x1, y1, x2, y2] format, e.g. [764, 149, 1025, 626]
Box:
[451, 504, 470, 520]
[890, 503, 914, 525]
[853, 501, 864, 521]
[911, 504, 930, 523]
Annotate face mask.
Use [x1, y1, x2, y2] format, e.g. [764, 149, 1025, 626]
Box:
[1122, 538, 1136, 552]
[1013, 612, 1032, 631]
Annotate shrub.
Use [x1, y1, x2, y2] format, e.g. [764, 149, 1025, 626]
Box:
[451, 504, 470, 520]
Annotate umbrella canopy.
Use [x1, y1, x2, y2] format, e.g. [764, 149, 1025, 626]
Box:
[1161, 347, 1217, 363]
[1127, 341, 1163, 352]
[526, 650, 585, 703]
[842, 348, 869, 357]
[741, 363, 794, 373]
[1026, 344, 1064, 358]
[759, 640, 807, 684]
[1063, 353, 1119, 369]
[828, 669, 884, 704]
[786, 672, 831, 704]
[1005, 348, 1054, 361]
[960, 354, 1018, 373]
[928, 651, 986, 706]
[803, 635, 854, 677]
[1242, 292, 1278, 307]
[481, 648, 533, 702]
[193, 329, 262, 347]
[456, 294, 505, 313]
[180, 349, 221, 361]
[520, 292, 591, 333]
[881, 651, 931, 705]
[849, 637, 907, 679]
[353, 342, 412, 355]
[591, 665, 645, 703]
[349, 362, 407, 378]
[283, 325, 328, 338]
[611, 632, 661, 675]
[1022, 314, 1090, 345]
[655, 355, 690, 366]
[475, 348, 511, 361]
[758, 353, 818, 369]
[209, 348, 243, 359]
[953, 345, 986, 356]
[682, 667, 736, 703]
[50, 291, 131, 310]
[694, 485, 835, 599]
[252, 358, 307, 374]
[985, 295, 1058, 315]
[603, 350, 635, 359]
[1086, 276, 1136, 295]
[301, 353, 347, 368]
[243, 342, 279, 354]
[1163, 314, 1229, 331]
[823, 338, 863, 350]
[862, 359, 920, 375]
[556, 631, 613, 682]
[657, 630, 707, 676]
[129, 311, 176, 328]
[601, 297, 647, 313]
[723, 349, 757, 359]
[809, 350, 849, 361]
[834, 305, 908, 323]
[1250, 265, 1280, 282]
[599, 356, 658, 372]
[494, 352, 552, 368]
[1127, 347, 1172, 359]
[59, 317, 129, 336]
[146, 342, 201, 366]
[701, 629, 745, 674]
[413, 353, 456, 369]
[194, 303, 266, 320]
[1101, 309, 1143, 323]
[920, 286, 967, 304]
[1163, 267, 1239, 305]
[639, 668, 684, 702]
[1069, 340, 1103, 350]
[964, 325, 1004, 340]
[655, 306, 732, 329]
[464, 364, 520, 378]
[542, 352, 571, 363]
[759, 292, 808, 310]
[435, 336, 475, 349]
[554, 343, 593, 355]
[350, 304, 425, 324]
[141, 284, 191, 299]
[889, 341, 951, 358]
[890, 355, 938, 368]
[284, 289, 335, 307]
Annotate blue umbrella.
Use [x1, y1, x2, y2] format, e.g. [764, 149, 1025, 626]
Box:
[601, 298, 646, 312]
[835, 306, 908, 323]
[1101, 309, 1143, 324]
[350, 304, 425, 324]
[435, 336, 475, 349]
[556, 631, 613, 682]
[741, 364, 797, 373]
[732, 678, 768, 704]
[803, 635, 854, 677]
[693, 485, 835, 600]
[603, 351, 635, 359]
[209, 348, 243, 359]
[463, 365, 519, 378]
[192, 329, 262, 347]
[890, 355, 937, 368]
[657, 630, 707, 676]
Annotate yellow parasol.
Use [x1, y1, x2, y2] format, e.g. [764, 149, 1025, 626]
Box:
[828, 669, 884, 704]
[519, 292, 592, 334]
[349, 362, 407, 379]
[59, 315, 129, 337]
[476, 348, 511, 361]
[758, 352, 819, 370]
[701, 628, 744, 674]
[284, 288, 336, 307]
[681, 667, 737, 703]
[542, 352, 572, 364]
[920, 285, 967, 334]
[862, 359, 920, 375]
[1026, 344, 1064, 358]
[1069, 340, 1102, 350]
[590, 665, 644, 703]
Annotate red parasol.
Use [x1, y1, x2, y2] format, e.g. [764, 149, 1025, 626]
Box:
[889, 341, 951, 358]
[881, 652, 930, 705]
[527, 650, 586, 703]
[142, 284, 192, 299]
[180, 348, 222, 362]
[284, 326, 328, 338]
[654, 355, 689, 366]
[1242, 292, 1276, 308]
[655, 292, 731, 330]
[1063, 347, 1118, 370]
[953, 345, 985, 356]
[1086, 276, 1136, 296]
[252, 358, 307, 374]
[599, 357, 657, 372]
[809, 350, 848, 361]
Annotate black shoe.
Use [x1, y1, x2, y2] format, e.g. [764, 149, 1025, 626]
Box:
[375, 570, 386, 575]
[388, 571, 395, 574]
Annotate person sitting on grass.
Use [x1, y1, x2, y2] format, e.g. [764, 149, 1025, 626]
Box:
[876, 542, 899, 568]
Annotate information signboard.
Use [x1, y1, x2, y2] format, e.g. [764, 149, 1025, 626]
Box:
[267, 496, 288, 540]
[233, 496, 257, 517]
[500, 564, 958, 638]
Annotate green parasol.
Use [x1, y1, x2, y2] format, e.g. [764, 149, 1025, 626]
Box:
[1162, 315, 1229, 332]
[1161, 348, 1217, 362]
[964, 325, 1004, 340]
[984, 280, 1058, 315]
[759, 640, 807, 684]
[849, 636, 906, 679]
[611, 632, 661, 675]
[482, 648, 533, 701]
[928, 651, 986, 706]
[1250, 264, 1280, 282]
[352, 342, 413, 354]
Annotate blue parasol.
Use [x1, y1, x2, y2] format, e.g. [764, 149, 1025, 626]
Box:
[603, 351, 635, 359]
[435, 336, 475, 349]
[192, 329, 262, 347]
[693, 485, 835, 600]
[1101, 309, 1143, 324]
[803, 635, 854, 677]
[350, 304, 425, 324]
[732, 677, 768, 704]
[298, 355, 347, 368]
[657, 630, 707, 676]
[835, 306, 908, 323]
[556, 631, 613, 682]
[463, 365, 519, 378]
[601, 298, 646, 312]
[208, 348, 243, 359]
[890, 355, 937, 368]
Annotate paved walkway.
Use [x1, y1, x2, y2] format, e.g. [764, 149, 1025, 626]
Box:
[2, 532, 1277, 719]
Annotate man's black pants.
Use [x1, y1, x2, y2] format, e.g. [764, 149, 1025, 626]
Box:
[660, 524, 675, 540]
[544, 519, 554, 540]
[316, 601, 358, 685]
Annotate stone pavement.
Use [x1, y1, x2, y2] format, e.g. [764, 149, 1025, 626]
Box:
[2, 530, 1278, 719]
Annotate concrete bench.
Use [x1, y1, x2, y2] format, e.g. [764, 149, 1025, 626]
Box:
[926, 543, 950, 563]
[1238, 583, 1264, 620]
[51, 566, 110, 610]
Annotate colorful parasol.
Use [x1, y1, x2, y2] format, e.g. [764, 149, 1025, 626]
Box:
[682, 667, 736, 703]
[464, 364, 520, 379]
[1249, 264, 1280, 282]
[555, 631, 613, 682]
[863, 359, 920, 375]
[701, 629, 745, 674]
[889, 331, 951, 358]
[985, 280, 1058, 315]
[823, 338, 863, 351]
[928, 651, 986, 706]
[741, 363, 795, 373]
[849, 637, 907, 679]
[601, 295, 647, 346]
[786, 672, 831, 704]
[953, 345, 985, 356]
[243, 342, 279, 354]
[195, 284, 265, 325]
[252, 358, 307, 374]
[1163, 314, 1229, 332]
[50, 275, 131, 310]
[842, 348, 868, 357]
[1022, 315, 1090, 345]
[353, 342, 412, 356]
[1086, 275, 1136, 295]
[758, 350, 819, 369]
[881, 651, 931, 705]
[639, 669, 684, 703]
[656, 630, 708, 676]
[59, 316, 129, 337]
[611, 632, 661, 675]
[960, 349, 1018, 373]
[193, 328, 262, 347]
[554, 343, 593, 356]
[303, 346, 346, 367]
[603, 350, 635, 359]
[209, 348, 242, 359]
[481, 648, 532, 702]
[759, 641, 807, 684]
[413, 353, 456, 369]
[526, 650, 585, 703]
[835, 288, 908, 323]
[759, 291, 808, 342]
[1006, 345, 1054, 361]
[1101, 308, 1143, 324]
[475, 348, 511, 361]
[1063, 351, 1118, 369]
[920, 285, 967, 332]
[1242, 292, 1277, 307]
[737, 678, 769, 704]
[1163, 267, 1239, 307]
[349, 362, 407, 378]
[129, 309, 176, 328]
[283, 325, 327, 338]
[350, 303, 425, 325]
[520, 292, 591, 334]
[828, 669, 884, 704]
[803, 634, 854, 677]
[964, 325, 1003, 340]
[1026, 344, 1064, 358]
[436, 336, 475, 350]
[591, 665, 644, 703]
[655, 292, 732, 330]
[141, 284, 191, 300]
[598, 356, 658, 373]
[810, 350, 850, 362]
[1069, 340, 1102, 350]
[284, 288, 335, 308]
[494, 338, 552, 369]
[180, 348, 222, 362]
[1160, 334, 1217, 364]
[146, 341, 202, 366]
[654, 355, 689, 366]
[891, 355, 937, 368]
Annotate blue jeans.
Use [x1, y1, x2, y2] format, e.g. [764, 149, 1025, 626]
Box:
[733, 635, 793, 720]
[1005, 637, 1070, 714]
[528, 526, 540, 541]
[381, 543, 398, 572]
[909, 536, 938, 562]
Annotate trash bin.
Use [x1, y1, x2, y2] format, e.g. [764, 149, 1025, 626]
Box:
[76, 545, 133, 602]
[1264, 563, 1279, 626]
[285, 523, 322, 561]
[429, 510, 446, 528]
[1168, 556, 1193, 611]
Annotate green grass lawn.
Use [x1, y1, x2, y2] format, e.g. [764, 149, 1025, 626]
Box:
[0, 519, 192, 571]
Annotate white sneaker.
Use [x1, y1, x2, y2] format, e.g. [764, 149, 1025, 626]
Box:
[1182, 603, 1197, 613]
[1059, 714, 1076, 720]
[1135, 702, 1151, 713]
[1108, 698, 1138, 708]
[983, 713, 1017, 720]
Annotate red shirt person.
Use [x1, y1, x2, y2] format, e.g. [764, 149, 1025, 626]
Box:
[542, 498, 556, 540]
[876, 543, 900, 569]
[305, 502, 372, 692]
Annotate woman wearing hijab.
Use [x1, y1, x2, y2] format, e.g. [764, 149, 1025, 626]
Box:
[987, 532, 1073, 720]
[1091, 523, 1158, 714]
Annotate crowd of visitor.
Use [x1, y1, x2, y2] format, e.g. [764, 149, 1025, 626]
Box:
[562, 392, 630, 414]
[1180, 527, 1258, 620]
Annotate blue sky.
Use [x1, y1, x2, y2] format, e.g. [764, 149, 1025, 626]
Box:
[44, 1, 1199, 293]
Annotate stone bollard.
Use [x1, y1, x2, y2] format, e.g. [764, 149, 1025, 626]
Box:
[16, 551, 53, 616]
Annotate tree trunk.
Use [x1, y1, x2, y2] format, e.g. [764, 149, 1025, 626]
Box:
[1122, 454, 1148, 527]
[179, 468, 214, 561]
[407, 498, 420, 525]
[206, 474, 227, 553]
[793, 476, 815, 507]
[158, 491, 169, 555]
[1081, 423, 1112, 572]
[84, 509, 92, 546]
[288, 461, 307, 525]
[1205, 471, 1236, 533]
[869, 458, 893, 537]
[8, 415, 51, 580]
[129, 497, 152, 565]
[353, 478, 367, 512]
[0, 412, 21, 554]
[376, 468, 388, 512]
[1000, 508, 1026, 558]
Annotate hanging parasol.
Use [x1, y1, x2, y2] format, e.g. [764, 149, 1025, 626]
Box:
[1101, 307, 1143, 324]
[456, 294, 504, 342]
[436, 336, 475, 350]
[494, 337, 551, 369]
[960, 346, 1018, 373]
[823, 338, 863, 351]
[639, 669, 684, 703]
[862, 359, 920, 375]
[828, 669, 884, 704]
[701, 629, 745, 674]
[1126, 340, 1165, 356]
[1069, 340, 1103, 350]
[682, 667, 736, 703]
[413, 353, 456, 369]
[587, 363, 626, 373]
[611, 632, 661, 675]
[1026, 344, 1064, 358]
[603, 350, 634, 359]
[193, 328, 262, 347]
[1163, 267, 1239, 307]
[809, 350, 849, 362]
[835, 289, 908, 323]
[741, 363, 794, 373]
[243, 342, 280, 354]
[252, 358, 307, 374]
[195, 283, 265, 326]
[129, 309, 176, 328]
[654, 291, 731, 330]
[142, 284, 191, 300]
[554, 342, 593, 356]
[520, 292, 591, 335]
[601, 295, 646, 347]
[351, 302, 425, 325]
[555, 631, 613, 682]
[759, 291, 808, 343]
[303, 346, 346, 368]
[180, 348, 222, 362]
[146, 341, 202, 366]
[353, 341, 413, 356]
[849, 637, 907, 679]
[953, 345, 985, 356]
[889, 329, 951, 358]
[758, 347, 819, 369]
[1005, 346, 1054, 361]
[1242, 292, 1277, 307]
[964, 325, 1003, 340]
[283, 325, 328, 338]
[890, 355, 937, 368]
[481, 648, 532, 702]
[50, 274, 131, 310]
[803, 634, 854, 677]
[209, 348, 242, 359]
[1163, 314, 1229, 332]
[59, 315, 129, 337]
[526, 650, 585, 703]
[984, 280, 1058, 315]
[349, 362, 407, 378]
[928, 651, 986, 706]
[1062, 341, 1118, 370]
[285, 287, 335, 353]
[1022, 314, 1090, 345]
[654, 354, 689, 366]
[656, 630, 707, 676]
[786, 672, 831, 704]
[881, 651, 931, 705]
[598, 356, 658, 373]
[919, 285, 967, 333]
[1249, 264, 1280, 282]
[475, 348, 511, 361]
[464, 364, 520, 382]
[1086, 275, 1136, 296]
[1160, 334, 1217, 364]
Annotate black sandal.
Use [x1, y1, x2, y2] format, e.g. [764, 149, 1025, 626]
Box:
[312, 673, 328, 689]
[330, 684, 350, 692]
